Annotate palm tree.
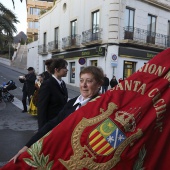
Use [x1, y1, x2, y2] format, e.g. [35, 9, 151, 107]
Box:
[0, 3, 19, 48]
[11, 0, 23, 9]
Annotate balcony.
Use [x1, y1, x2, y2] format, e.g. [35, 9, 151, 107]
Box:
[122, 26, 170, 49]
[62, 34, 81, 50]
[82, 28, 102, 46]
[48, 40, 60, 53]
[38, 44, 48, 55]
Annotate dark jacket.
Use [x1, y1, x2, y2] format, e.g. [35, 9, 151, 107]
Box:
[110, 79, 118, 88]
[42, 71, 52, 81]
[37, 76, 68, 129]
[21, 73, 36, 96]
[26, 94, 99, 147]
[103, 77, 109, 86]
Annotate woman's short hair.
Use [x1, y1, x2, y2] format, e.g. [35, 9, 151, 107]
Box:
[49, 58, 68, 74]
[80, 66, 104, 85]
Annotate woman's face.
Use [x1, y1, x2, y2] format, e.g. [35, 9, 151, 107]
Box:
[79, 73, 100, 99]
[55, 66, 68, 79]
[38, 76, 43, 83]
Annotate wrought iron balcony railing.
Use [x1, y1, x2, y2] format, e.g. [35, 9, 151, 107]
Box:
[82, 28, 102, 45]
[48, 40, 60, 52]
[123, 26, 170, 48]
[62, 34, 81, 50]
[38, 44, 48, 54]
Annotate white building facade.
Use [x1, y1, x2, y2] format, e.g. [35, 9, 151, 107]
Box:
[27, 0, 170, 87]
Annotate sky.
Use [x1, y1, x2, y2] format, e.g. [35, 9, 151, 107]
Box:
[0, 0, 27, 35]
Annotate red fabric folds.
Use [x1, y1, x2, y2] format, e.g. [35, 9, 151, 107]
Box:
[1, 48, 170, 170]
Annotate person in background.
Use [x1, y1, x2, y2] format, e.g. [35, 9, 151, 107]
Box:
[42, 59, 53, 81]
[102, 74, 109, 93]
[28, 74, 44, 116]
[11, 66, 104, 163]
[119, 78, 124, 83]
[19, 67, 36, 113]
[110, 75, 118, 88]
[37, 58, 68, 130]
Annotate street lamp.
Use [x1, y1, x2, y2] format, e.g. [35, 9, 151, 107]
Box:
[9, 41, 11, 60]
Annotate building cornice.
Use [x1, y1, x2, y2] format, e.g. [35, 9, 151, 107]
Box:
[142, 0, 170, 11]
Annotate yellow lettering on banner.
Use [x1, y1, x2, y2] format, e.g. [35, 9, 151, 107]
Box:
[138, 63, 166, 76]
[148, 88, 159, 98]
[148, 64, 157, 74]
[155, 122, 163, 132]
[148, 88, 161, 103]
[136, 84, 146, 95]
[148, 88, 166, 132]
[124, 80, 132, 91]
[164, 70, 170, 82]
[114, 80, 146, 95]
[154, 99, 166, 118]
[115, 83, 124, 90]
[133, 81, 141, 91]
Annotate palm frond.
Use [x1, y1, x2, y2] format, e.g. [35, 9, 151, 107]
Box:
[0, 2, 19, 39]
[11, 0, 23, 9]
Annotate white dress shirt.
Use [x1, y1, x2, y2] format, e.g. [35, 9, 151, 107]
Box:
[73, 95, 90, 110]
[52, 74, 64, 86]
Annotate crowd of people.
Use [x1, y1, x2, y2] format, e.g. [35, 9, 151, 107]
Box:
[19, 61, 121, 119]
[101, 74, 122, 93]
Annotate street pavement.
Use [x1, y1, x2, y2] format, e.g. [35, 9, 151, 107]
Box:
[0, 62, 80, 167]
[5, 62, 80, 99]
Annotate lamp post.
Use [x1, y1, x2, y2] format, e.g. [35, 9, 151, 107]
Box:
[9, 41, 11, 60]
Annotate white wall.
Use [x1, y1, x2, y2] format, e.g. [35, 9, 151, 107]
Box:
[27, 41, 39, 74]
[36, 0, 170, 86]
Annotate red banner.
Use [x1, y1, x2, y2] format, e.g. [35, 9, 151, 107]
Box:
[1, 48, 170, 170]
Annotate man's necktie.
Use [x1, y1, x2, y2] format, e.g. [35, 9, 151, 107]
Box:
[74, 102, 81, 110]
[60, 82, 65, 90]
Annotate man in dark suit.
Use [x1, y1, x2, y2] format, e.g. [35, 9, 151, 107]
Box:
[102, 74, 110, 93]
[19, 67, 36, 113]
[37, 58, 68, 130]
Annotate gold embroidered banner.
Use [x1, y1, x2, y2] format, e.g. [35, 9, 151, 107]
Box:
[1, 48, 170, 170]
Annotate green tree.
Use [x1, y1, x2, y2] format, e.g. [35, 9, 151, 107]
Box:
[11, 0, 23, 9]
[0, 3, 19, 43]
[0, 2, 21, 58]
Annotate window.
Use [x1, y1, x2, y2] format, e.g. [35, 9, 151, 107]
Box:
[91, 10, 100, 40]
[54, 27, 59, 42]
[43, 32, 47, 52]
[90, 60, 98, 66]
[168, 21, 170, 36]
[54, 27, 59, 48]
[30, 7, 41, 15]
[28, 22, 39, 29]
[147, 14, 156, 35]
[125, 7, 135, 32]
[168, 21, 170, 46]
[70, 62, 75, 83]
[147, 14, 156, 43]
[71, 20, 77, 37]
[71, 20, 77, 45]
[123, 61, 136, 78]
[43, 32, 47, 45]
[92, 10, 100, 33]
